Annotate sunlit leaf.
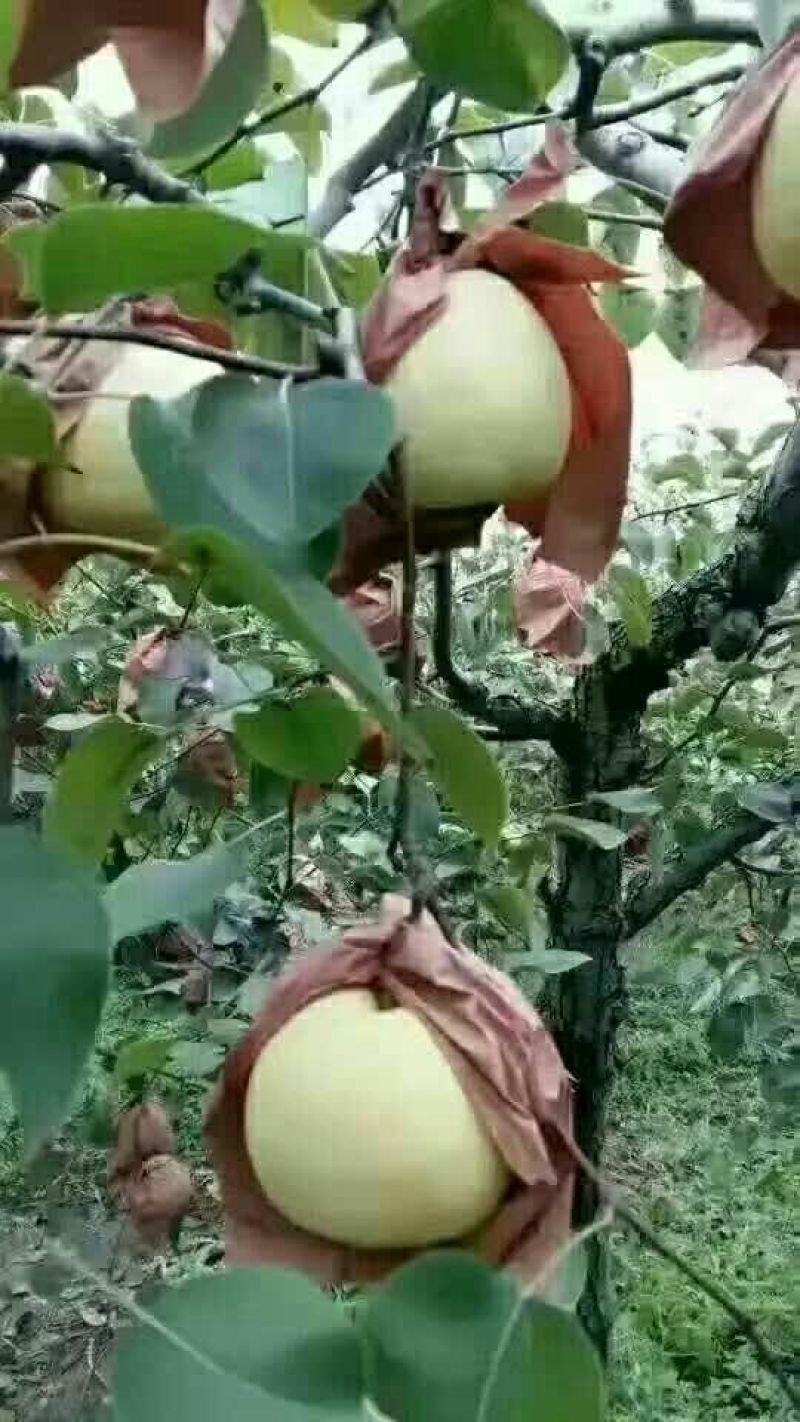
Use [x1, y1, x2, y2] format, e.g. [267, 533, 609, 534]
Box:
[149, 0, 269, 162]
[545, 814, 627, 852]
[0, 828, 110, 1154]
[737, 781, 796, 824]
[412, 704, 507, 848]
[236, 686, 362, 782]
[104, 839, 248, 944]
[113, 1268, 364, 1422]
[369, 53, 421, 93]
[0, 371, 57, 463]
[268, 0, 338, 46]
[589, 788, 661, 817]
[399, 0, 569, 111]
[44, 718, 161, 865]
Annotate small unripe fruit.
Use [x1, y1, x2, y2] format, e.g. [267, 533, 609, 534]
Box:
[386, 268, 572, 509]
[752, 75, 800, 298]
[244, 989, 509, 1249]
[39, 344, 221, 540]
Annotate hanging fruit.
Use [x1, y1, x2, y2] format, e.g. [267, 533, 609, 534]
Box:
[664, 35, 800, 370]
[206, 896, 575, 1285]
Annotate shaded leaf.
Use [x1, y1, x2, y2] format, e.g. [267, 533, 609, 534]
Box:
[592, 185, 642, 266]
[607, 564, 653, 648]
[481, 883, 534, 938]
[737, 781, 796, 824]
[590, 788, 661, 817]
[652, 453, 705, 488]
[149, 0, 269, 162]
[599, 286, 657, 348]
[657, 285, 702, 362]
[104, 839, 248, 945]
[113, 1268, 363, 1421]
[545, 814, 627, 851]
[363, 1250, 604, 1422]
[0, 372, 57, 463]
[21, 626, 109, 668]
[44, 718, 160, 865]
[115, 1035, 174, 1084]
[175, 529, 403, 741]
[528, 201, 589, 248]
[169, 1040, 225, 1078]
[369, 53, 421, 93]
[0, 828, 109, 1154]
[8, 204, 311, 315]
[412, 704, 507, 848]
[399, 0, 569, 111]
[235, 687, 362, 783]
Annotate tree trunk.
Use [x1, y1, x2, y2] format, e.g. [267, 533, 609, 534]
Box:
[544, 676, 641, 1357]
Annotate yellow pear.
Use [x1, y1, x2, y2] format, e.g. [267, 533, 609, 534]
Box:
[385, 268, 572, 509]
[244, 988, 510, 1249]
[753, 75, 800, 299]
[39, 343, 222, 541]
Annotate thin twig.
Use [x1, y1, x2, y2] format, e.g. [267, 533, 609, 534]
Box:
[558, 1131, 800, 1410]
[0, 531, 163, 562]
[186, 32, 376, 179]
[629, 491, 740, 522]
[0, 317, 320, 382]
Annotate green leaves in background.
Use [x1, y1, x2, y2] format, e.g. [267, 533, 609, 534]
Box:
[590, 787, 662, 817]
[529, 201, 589, 248]
[545, 814, 627, 852]
[413, 704, 507, 848]
[236, 686, 362, 782]
[600, 286, 658, 349]
[6, 204, 311, 315]
[657, 286, 702, 362]
[0, 0, 24, 91]
[0, 371, 57, 463]
[592, 186, 642, 266]
[104, 838, 248, 944]
[149, 0, 269, 163]
[363, 1251, 605, 1422]
[175, 530, 403, 740]
[0, 829, 110, 1154]
[737, 781, 797, 824]
[607, 564, 654, 648]
[44, 718, 160, 865]
[113, 1268, 364, 1422]
[399, 0, 568, 111]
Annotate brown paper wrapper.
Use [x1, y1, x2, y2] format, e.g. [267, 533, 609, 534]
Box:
[206, 895, 575, 1288]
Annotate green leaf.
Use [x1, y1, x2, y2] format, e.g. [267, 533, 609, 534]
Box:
[260, 46, 331, 172]
[607, 564, 653, 648]
[312, 0, 371, 16]
[113, 1268, 364, 1422]
[589, 788, 662, 817]
[514, 948, 591, 976]
[399, 0, 569, 112]
[21, 625, 109, 668]
[115, 1035, 174, 1084]
[651, 39, 731, 65]
[369, 53, 422, 93]
[363, 1250, 605, 1422]
[599, 286, 658, 348]
[528, 201, 589, 248]
[235, 687, 362, 783]
[0, 829, 110, 1154]
[620, 519, 655, 567]
[0, 372, 57, 463]
[545, 814, 627, 851]
[204, 140, 264, 191]
[0, 0, 25, 91]
[657, 286, 702, 362]
[149, 0, 269, 162]
[652, 453, 705, 488]
[44, 718, 161, 865]
[268, 0, 338, 46]
[412, 704, 507, 848]
[481, 883, 534, 939]
[169, 1040, 225, 1078]
[539, 1241, 588, 1313]
[737, 782, 796, 824]
[591, 185, 642, 266]
[324, 250, 382, 310]
[104, 839, 248, 945]
[7, 204, 311, 315]
[186, 375, 395, 544]
[176, 530, 404, 743]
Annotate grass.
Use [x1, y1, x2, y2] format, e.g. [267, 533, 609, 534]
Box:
[608, 985, 798, 1421]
